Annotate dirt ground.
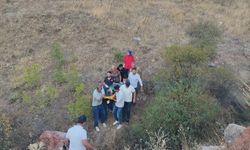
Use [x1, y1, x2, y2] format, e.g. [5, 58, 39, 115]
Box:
[0, 0, 250, 149]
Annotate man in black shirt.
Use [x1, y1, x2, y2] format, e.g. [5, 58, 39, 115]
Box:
[117, 64, 128, 82]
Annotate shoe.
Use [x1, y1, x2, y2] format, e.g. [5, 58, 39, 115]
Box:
[95, 127, 100, 132]
[113, 121, 119, 125]
[102, 123, 107, 128]
[117, 124, 122, 130]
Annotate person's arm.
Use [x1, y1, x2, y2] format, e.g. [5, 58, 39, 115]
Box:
[82, 139, 96, 150]
[137, 74, 143, 92]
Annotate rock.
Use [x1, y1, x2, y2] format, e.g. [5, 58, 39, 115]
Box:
[224, 124, 246, 145]
[39, 131, 67, 150]
[200, 146, 225, 150]
[27, 142, 46, 150]
[227, 127, 250, 150]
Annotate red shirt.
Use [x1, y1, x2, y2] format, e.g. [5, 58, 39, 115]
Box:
[123, 55, 135, 70]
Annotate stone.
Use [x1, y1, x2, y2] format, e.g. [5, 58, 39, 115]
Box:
[224, 124, 246, 145]
[200, 146, 225, 150]
[227, 127, 250, 150]
[39, 131, 67, 150]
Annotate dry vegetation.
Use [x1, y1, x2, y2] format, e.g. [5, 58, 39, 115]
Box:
[0, 0, 250, 149]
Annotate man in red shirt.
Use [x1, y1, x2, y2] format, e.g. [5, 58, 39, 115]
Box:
[123, 49, 135, 79]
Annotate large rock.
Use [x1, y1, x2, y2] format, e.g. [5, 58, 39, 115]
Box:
[227, 127, 250, 150]
[200, 146, 225, 150]
[224, 124, 246, 144]
[39, 131, 67, 150]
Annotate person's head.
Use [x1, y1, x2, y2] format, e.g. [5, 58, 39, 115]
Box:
[114, 85, 120, 92]
[111, 65, 117, 71]
[125, 80, 130, 87]
[127, 49, 133, 56]
[118, 64, 123, 69]
[132, 67, 137, 74]
[107, 71, 112, 77]
[97, 85, 102, 92]
[77, 115, 87, 125]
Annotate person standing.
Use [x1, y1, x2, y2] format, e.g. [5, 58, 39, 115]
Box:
[120, 80, 136, 123]
[112, 85, 124, 129]
[111, 65, 121, 85]
[65, 115, 96, 150]
[92, 85, 107, 132]
[128, 67, 143, 96]
[123, 49, 135, 77]
[117, 64, 128, 82]
[103, 71, 114, 96]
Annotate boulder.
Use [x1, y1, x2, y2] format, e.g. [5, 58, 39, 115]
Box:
[200, 146, 225, 150]
[227, 127, 250, 150]
[224, 124, 245, 144]
[39, 131, 67, 150]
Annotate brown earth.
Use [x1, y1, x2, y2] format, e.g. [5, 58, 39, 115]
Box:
[0, 0, 250, 149]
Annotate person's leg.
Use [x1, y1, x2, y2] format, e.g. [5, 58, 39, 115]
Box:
[113, 106, 118, 121]
[117, 107, 123, 124]
[127, 102, 132, 122]
[92, 106, 99, 127]
[123, 102, 128, 122]
[100, 104, 106, 123]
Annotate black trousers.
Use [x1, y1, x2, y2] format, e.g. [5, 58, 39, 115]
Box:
[123, 102, 132, 122]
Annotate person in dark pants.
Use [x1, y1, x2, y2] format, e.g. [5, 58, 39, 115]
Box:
[120, 80, 136, 123]
[92, 85, 107, 132]
[117, 64, 128, 82]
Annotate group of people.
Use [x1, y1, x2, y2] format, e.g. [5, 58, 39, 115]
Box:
[92, 49, 143, 131]
[65, 49, 143, 150]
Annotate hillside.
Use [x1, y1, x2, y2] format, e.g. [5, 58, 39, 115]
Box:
[0, 0, 250, 149]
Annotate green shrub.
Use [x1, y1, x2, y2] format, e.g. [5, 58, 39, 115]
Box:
[52, 68, 66, 84]
[0, 114, 12, 150]
[187, 22, 221, 57]
[51, 43, 65, 68]
[23, 64, 41, 88]
[65, 65, 82, 91]
[67, 83, 91, 119]
[165, 45, 208, 80]
[114, 51, 123, 63]
[142, 80, 221, 149]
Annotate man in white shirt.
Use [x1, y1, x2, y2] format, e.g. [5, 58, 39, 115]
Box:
[92, 85, 107, 132]
[113, 85, 124, 129]
[120, 80, 136, 123]
[128, 67, 143, 93]
[65, 115, 96, 150]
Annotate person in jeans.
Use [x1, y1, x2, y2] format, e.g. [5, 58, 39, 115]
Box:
[65, 115, 96, 150]
[128, 67, 143, 94]
[112, 85, 124, 129]
[120, 80, 136, 123]
[92, 85, 107, 132]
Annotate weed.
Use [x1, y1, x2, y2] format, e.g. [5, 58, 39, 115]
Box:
[23, 64, 41, 88]
[0, 114, 12, 149]
[114, 51, 124, 63]
[51, 43, 65, 68]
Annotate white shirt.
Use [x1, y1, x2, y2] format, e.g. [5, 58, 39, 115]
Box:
[115, 90, 125, 108]
[120, 85, 135, 102]
[92, 88, 105, 106]
[128, 72, 143, 88]
[66, 125, 87, 150]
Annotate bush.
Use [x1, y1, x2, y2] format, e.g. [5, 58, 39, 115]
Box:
[65, 65, 82, 91]
[114, 51, 123, 63]
[51, 43, 65, 68]
[0, 114, 12, 150]
[165, 45, 208, 80]
[23, 64, 41, 88]
[187, 22, 221, 57]
[67, 83, 91, 119]
[52, 68, 66, 84]
[142, 80, 221, 149]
